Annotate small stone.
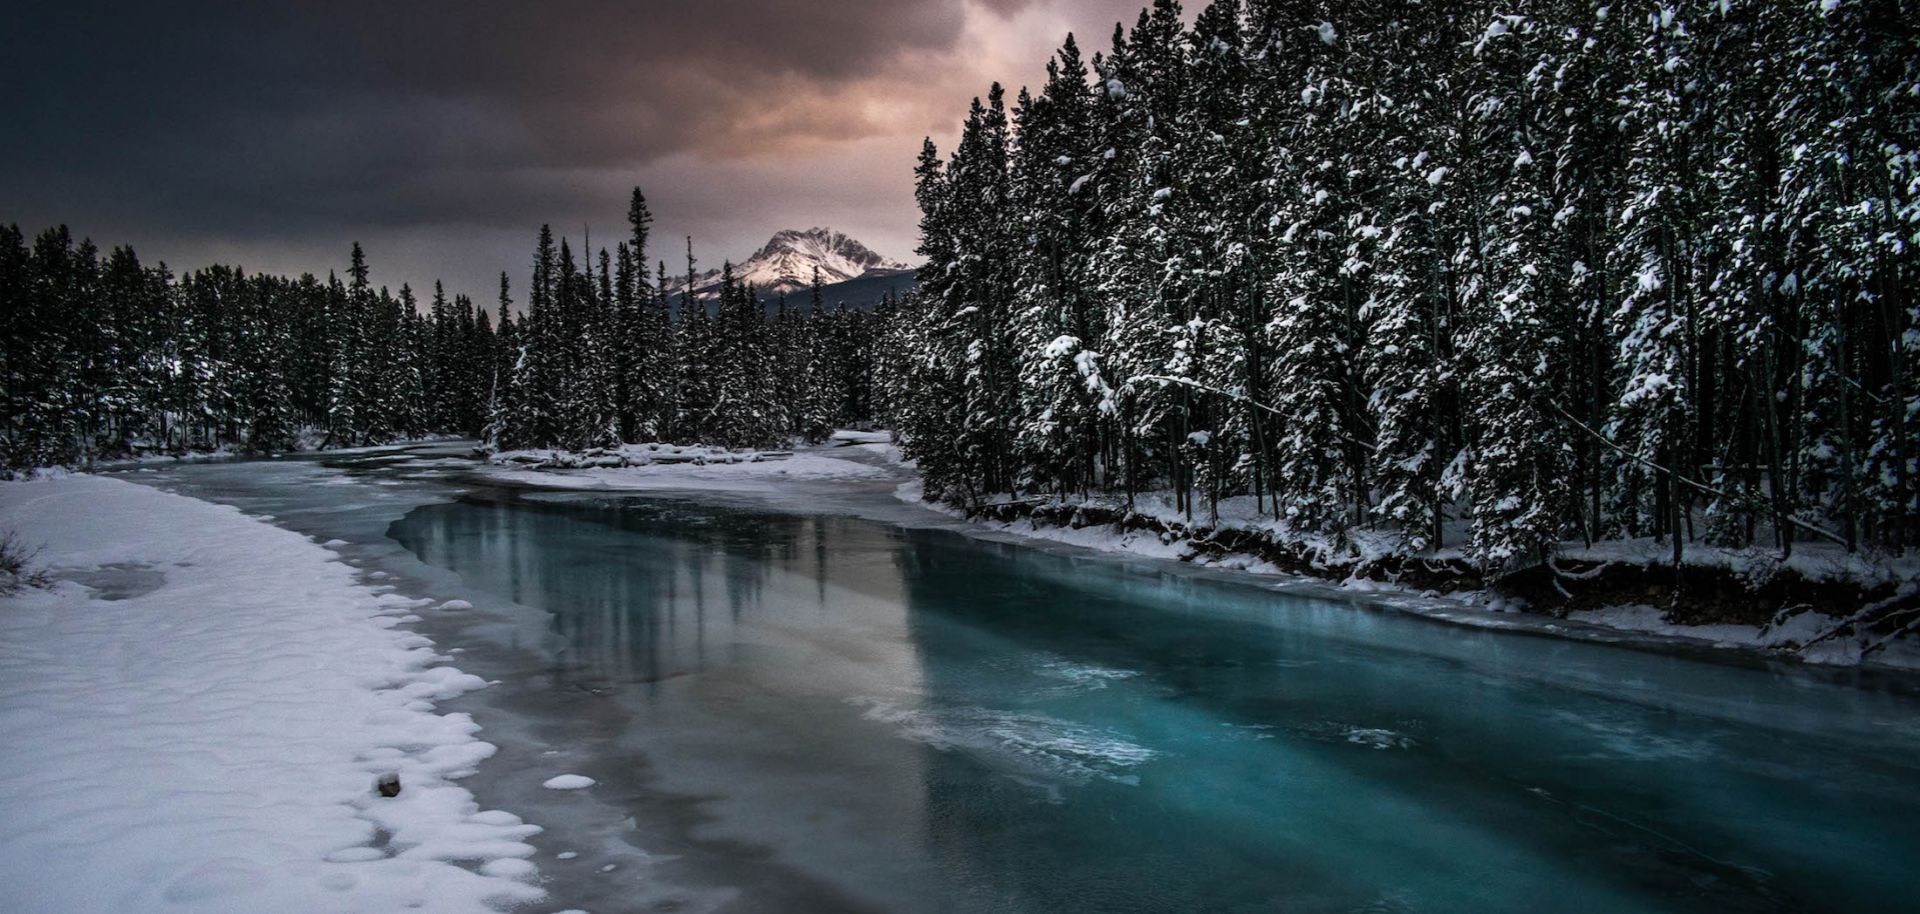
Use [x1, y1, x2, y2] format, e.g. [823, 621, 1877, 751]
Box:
[376, 772, 401, 797]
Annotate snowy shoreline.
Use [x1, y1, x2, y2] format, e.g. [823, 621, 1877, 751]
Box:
[466, 433, 1920, 672]
[479, 436, 895, 495]
[72, 434, 473, 473]
[891, 482, 1920, 672]
[0, 475, 546, 913]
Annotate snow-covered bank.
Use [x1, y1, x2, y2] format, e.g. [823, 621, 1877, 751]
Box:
[31, 433, 471, 477]
[0, 475, 545, 913]
[893, 485, 1920, 670]
[483, 439, 890, 493]
[1561, 603, 1887, 664]
[445, 432, 1920, 671]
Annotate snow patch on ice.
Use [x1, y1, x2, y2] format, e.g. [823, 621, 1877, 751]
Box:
[848, 697, 1155, 799]
[1343, 727, 1418, 751]
[541, 774, 596, 790]
[477, 858, 537, 880]
[1036, 656, 1142, 691]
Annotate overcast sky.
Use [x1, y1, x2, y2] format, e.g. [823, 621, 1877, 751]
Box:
[2, 0, 1144, 304]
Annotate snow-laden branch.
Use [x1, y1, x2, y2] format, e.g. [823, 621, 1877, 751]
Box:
[1128, 374, 1286, 418]
[1126, 374, 1380, 453]
[1795, 583, 1919, 656]
[1545, 401, 1848, 548]
[1547, 555, 1612, 581]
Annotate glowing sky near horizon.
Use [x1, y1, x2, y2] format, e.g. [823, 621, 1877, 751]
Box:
[2, 0, 1146, 305]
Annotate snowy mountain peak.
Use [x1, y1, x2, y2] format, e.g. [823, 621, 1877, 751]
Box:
[672, 228, 909, 297]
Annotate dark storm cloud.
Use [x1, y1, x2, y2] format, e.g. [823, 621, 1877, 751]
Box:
[0, 0, 1142, 298]
[300, 0, 978, 164]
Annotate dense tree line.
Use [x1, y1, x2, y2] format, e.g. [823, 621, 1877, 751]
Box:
[891, 0, 1918, 569]
[2, 189, 884, 472]
[487, 189, 885, 452]
[1, 226, 496, 468]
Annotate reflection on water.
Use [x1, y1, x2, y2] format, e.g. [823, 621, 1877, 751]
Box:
[387, 493, 1920, 914]
[396, 497, 918, 685]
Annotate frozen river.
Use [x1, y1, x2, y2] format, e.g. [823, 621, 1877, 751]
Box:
[125, 444, 1920, 913]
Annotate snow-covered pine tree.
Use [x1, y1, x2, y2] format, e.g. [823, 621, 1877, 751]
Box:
[1171, 0, 1276, 521]
[1257, 0, 1365, 534]
[1453, 7, 1578, 570]
[651, 260, 680, 440]
[1607, 3, 1707, 564]
[896, 135, 977, 500]
[945, 84, 1023, 497]
[673, 269, 717, 444]
[1010, 35, 1113, 497]
[503, 226, 562, 449]
[1087, 5, 1187, 512]
[1356, 2, 1461, 552]
[1785, 0, 1919, 549]
[323, 246, 372, 447]
[234, 267, 298, 452]
[483, 275, 520, 450]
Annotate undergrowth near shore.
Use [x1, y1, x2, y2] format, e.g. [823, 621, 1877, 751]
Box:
[0, 531, 51, 596]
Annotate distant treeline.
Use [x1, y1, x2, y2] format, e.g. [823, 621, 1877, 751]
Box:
[887, 0, 1917, 566]
[489, 191, 886, 452]
[1, 225, 490, 465]
[0, 188, 885, 470]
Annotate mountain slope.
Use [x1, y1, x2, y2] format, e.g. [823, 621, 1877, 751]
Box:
[668, 227, 910, 299]
[759, 266, 917, 313]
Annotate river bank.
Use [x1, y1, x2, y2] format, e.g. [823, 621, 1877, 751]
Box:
[0, 473, 548, 914]
[477, 432, 1920, 673]
[948, 492, 1920, 671]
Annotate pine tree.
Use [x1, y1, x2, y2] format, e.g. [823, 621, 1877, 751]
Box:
[1011, 34, 1113, 497]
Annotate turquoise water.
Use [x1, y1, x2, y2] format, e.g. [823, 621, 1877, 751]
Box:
[383, 493, 1920, 914]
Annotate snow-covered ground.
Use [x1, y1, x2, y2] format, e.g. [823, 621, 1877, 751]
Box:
[70, 433, 469, 474]
[1562, 603, 1879, 664]
[0, 475, 549, 913]
[894, 479, 1192, 561]
[482, 437, 892, 494]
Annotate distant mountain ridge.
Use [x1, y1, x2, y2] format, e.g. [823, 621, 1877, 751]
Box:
[667, 227, 911, 299]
